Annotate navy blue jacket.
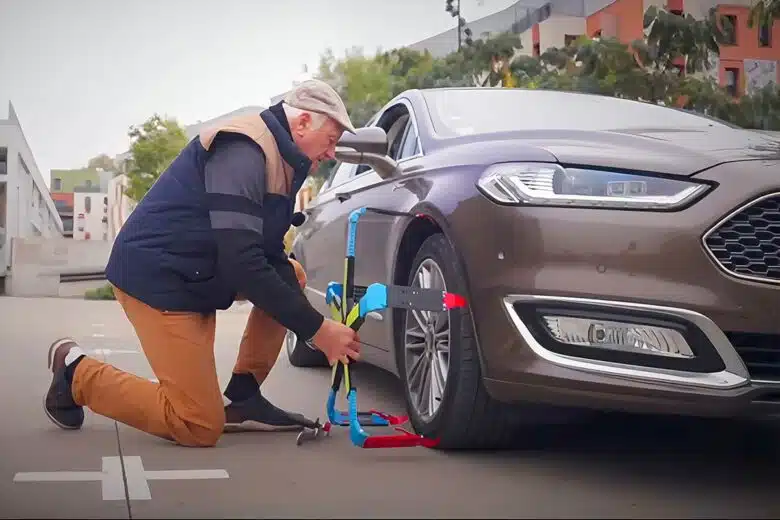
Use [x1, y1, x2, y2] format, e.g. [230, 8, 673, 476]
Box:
[105, 103, 324, 340]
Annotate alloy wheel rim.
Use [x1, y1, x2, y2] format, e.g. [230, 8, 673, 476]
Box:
[403, 258, 450, 420]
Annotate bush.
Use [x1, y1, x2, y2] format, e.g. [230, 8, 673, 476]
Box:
[85, 283, 116, 300]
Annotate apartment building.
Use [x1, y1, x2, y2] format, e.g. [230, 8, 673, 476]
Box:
[0, 101, 64, 277]
[587, 0, 780, 95]
[50, 167, 120, 240]
[408, 0, 780, 95]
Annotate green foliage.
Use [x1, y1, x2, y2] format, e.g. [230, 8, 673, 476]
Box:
[87, 154, 116, 172]
[312, 5, 780, 131]
[85, 283, 116, 300]
[747, 0, 780, 29]
[636, 5, 728, 74]
[124, 114, 188, 201]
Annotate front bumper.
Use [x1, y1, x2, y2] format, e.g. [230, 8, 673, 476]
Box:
[447, 159, 780, 419]
[485, 293, 780, 420]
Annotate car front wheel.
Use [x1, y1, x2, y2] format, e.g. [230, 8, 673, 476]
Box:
[396, 233, 532, 449]
[285, 329, 328, 367]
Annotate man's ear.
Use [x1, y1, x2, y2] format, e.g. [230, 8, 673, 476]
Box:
[295, 112, 311, 134]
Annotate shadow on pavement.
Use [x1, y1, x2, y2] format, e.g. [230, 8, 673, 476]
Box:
[346, 359, 780, 491]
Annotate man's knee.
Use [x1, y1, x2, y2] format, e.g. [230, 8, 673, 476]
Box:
[166, 399, 225, 447]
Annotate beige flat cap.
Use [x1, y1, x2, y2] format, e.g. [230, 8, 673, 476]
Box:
[284, 79, 356, 134]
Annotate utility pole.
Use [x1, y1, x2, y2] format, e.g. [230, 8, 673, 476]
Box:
[457, 0, 461, 51]
[446, 0, 472, 51]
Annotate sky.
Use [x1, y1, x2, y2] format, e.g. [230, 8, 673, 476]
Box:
[0, 0, 517, 188]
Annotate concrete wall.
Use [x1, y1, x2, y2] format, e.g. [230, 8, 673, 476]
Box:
[407, 0, 552, 58]
[539, 14, 587, 49]
[0, 102, 64, 277]
[106, 174, 136, 240]
[5, 236, 113, 297]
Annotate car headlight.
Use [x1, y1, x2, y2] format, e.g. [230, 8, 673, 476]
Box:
[476, 162, 711, 210]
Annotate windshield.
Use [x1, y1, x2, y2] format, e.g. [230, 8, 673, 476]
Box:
[422, 88, 735, 137]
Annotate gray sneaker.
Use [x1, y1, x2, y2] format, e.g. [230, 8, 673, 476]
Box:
[224, 392, 318, 432]
[44, 338, 85, 430]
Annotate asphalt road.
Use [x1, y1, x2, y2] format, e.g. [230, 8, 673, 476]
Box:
[1, 295, 779, 519]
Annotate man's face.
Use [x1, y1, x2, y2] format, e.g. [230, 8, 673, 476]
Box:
[290, 113, 344, 173]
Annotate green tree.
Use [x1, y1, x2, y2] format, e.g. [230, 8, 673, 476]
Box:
[634, 5, 729, 75]
[316, 47, 396, 126]
[747, 0, 780, 30]
[124, 114, 188, 201]
[312, 5, 780, 132]
[87, 154, 116, 172]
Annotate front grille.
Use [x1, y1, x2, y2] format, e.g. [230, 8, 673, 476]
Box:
[726, 332, 780, 380]
[704, 193, 780, 284]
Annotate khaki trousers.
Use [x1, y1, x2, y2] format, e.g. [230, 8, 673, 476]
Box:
[70, 259, 307, 447]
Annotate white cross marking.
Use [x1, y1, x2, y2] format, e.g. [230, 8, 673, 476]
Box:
[13, 456, 229, 500]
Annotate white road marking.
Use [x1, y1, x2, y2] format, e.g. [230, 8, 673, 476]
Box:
[13, 456, 229, 500]
[88, 348, 139, 356]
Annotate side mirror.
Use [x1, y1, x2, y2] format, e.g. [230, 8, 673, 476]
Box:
[335, 127, 399, 179]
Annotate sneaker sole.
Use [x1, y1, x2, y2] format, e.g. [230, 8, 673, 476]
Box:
[223, 420, 303, 433]
[42, 394, 82, 430]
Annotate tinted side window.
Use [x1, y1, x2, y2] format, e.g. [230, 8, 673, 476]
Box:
[323, 161, 357, 191]
[398, 122, 420, 160]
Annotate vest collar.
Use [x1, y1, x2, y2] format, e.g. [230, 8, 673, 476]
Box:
[261, 102, 312, 181]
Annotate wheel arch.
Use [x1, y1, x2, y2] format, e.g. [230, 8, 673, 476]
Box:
[389, 201, 487, 374]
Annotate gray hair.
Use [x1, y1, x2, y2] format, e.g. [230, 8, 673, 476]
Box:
[282, 103, 327, 130]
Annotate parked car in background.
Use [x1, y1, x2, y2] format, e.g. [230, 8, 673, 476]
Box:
[287, 87, 780, 449]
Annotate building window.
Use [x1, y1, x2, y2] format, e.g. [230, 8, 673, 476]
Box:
[0, 147, 6, 175]
[721, 15, 737, 45]
[53, 178, 61, 191]
[564, 34, 580, 47]
[85, 179, 92, 188]
[725, 67, 739, 96]
[84, 196, 92, 214]
[759, 22, 771, 47]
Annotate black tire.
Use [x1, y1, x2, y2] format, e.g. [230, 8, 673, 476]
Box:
[395, 233, 532, 450]
[285, 329, 328, 367]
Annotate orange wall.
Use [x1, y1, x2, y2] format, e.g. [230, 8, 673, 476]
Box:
[584, 1, 780, 95]
[715, 4, 780, 95]
[51, 192, 73, 206]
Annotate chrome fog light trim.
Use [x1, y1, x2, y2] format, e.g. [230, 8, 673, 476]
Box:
[502, 295, 750, 389]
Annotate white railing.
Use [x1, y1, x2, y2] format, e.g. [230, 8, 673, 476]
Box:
[0, 225, 6, 274]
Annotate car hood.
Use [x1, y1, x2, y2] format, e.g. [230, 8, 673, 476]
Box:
[433, 127, 780, 177]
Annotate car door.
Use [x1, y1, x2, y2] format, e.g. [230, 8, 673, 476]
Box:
[293, 160, 358, 316]
[325, 100, 427, 362]
[293, 98, 426, 368]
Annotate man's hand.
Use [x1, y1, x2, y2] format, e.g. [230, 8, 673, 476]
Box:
[311, 318, 361, 365]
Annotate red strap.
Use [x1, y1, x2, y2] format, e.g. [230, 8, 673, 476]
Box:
[368, 409, 409, 425]
[362, 433, 440, 449]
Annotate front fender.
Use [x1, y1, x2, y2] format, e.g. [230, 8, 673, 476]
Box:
[387, 194, 489, 376]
